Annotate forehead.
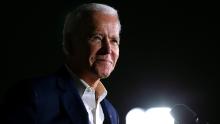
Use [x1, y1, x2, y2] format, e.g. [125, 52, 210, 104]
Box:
[82, 12, 120, 32]
[91, 11, 119, 23]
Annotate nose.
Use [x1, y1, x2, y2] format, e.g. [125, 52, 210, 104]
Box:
[103, 40, 111, 54]
[97, 38, 112, 55]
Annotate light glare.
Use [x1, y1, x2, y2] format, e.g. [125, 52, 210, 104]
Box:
[126, 108, 146, 124]
[126, 107, 174, 124]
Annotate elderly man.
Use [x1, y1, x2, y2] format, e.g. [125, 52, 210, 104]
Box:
[2, 3, 121, 124]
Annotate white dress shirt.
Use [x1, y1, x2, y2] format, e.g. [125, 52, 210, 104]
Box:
[80, 79, 107, 124]
[65, 65, 107, 124]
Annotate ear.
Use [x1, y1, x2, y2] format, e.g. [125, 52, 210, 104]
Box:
[63, 33, 73, 55]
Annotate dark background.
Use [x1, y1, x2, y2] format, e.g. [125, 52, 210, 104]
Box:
[6, 1, 218, 124]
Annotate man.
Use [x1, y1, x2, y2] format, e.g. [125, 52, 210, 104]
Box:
[2, 3, 121, 124]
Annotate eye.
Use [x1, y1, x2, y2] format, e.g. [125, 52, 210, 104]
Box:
[111, 39, 120, 46]
[89, 34, 103, 43]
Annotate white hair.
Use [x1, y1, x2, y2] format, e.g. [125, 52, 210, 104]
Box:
[62, 3, 121, 55]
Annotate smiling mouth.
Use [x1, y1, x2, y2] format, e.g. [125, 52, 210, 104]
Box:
[96, 59, 113, 64]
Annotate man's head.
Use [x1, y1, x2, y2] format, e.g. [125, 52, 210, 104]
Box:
[63, 3, 121, 81]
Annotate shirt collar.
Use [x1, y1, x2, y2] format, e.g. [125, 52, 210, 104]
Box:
[65, 64, 107, 102]
[80, 79, 107, 102]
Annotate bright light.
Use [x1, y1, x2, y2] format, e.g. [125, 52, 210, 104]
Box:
[145, 107, 174, 124]
[126, 107, 174, 124]
[126, 108, 146, 124]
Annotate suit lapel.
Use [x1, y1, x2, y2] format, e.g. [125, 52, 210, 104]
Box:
[61, 89, 88, 124]
[101, 100, 112, 124]
[56, 66, 89, 124]
[101, 99, 119, 124]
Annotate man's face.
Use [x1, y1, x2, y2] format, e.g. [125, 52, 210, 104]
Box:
[74, 12, 120, 79]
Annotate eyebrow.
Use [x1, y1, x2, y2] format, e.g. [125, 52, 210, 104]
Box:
[89, 32, 120, 41]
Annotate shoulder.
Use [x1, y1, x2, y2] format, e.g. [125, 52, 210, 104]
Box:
[1, 73, 62, 120]
[2, 73, 60, 105]
[12, 73, 58, 91]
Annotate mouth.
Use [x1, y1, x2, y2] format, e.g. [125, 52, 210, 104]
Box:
[96, 59, 113, 64]
[95, 55, 113, 63]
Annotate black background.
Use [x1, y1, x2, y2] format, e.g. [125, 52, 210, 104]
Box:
[6, 1, 219, 124]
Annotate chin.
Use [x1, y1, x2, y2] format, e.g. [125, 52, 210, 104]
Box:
[93, 64, 114, 79]
[99, 73, 111, 79]
[96, 68, 114, 79]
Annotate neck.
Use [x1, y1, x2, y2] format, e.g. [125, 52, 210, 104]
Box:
[66, 63, 100, 89]
[79, 73, 100, 89]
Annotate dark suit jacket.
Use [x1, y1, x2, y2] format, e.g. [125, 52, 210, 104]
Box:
[2, 66, 119, 124]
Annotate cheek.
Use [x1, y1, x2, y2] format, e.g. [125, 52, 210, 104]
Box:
[112, 48, 119, 63]
[89, 46, 100, 63]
